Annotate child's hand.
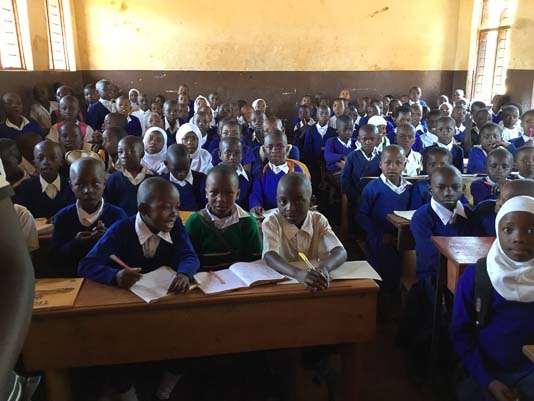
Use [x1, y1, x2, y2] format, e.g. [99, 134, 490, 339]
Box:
[251, 206, 264, 217]
[91, 130, 103, 144]
[295, 268, 329, 291]
[336, 161, 346, 169]
[494, 140, 510, 148]
[317, 263, 331, 284]
[167, 273, 190, 294]
[46, 216, 56, 225]
[116, 267, 143, 289]
[75, 231, 98, 242]
[93, 220, 107, 237]
[488, 380, 519, 401]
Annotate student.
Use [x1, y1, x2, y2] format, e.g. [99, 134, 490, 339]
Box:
[471, 147, 514, 205]
[219, 137, 251, 209]
[104, 135, 153, 216]
[141, 127, 168, 174]
[439, 102, 453, 117]
[144, 112, 164, 132]
[163, 100, 180, 144]
[15, 132, 41, 177]
[0, 93, 43, 139]
[209, 119, 255, 169]
[51, 158, 127, 277]
[215, 102, 231, 124]
[0, 138, 29, 189]
[515, 145, 534, 179]
[116, 95, 142, 137]
[128, 88, 140, 111]
[58, 122, 90, 156]
[83, 83, 99, 118]
[451, 196, 534, 401]
[175, 123, 213, 174]
[251, 98, 267, 113]
[151, 101, 163, 117]
[404, 86, 428, 108]
[459, 108, 492, 154]
[410, 146, 453, 209]
[467, 123, 515, 174]
[87, 79, 113, 130]
[500, 104, 521, 141]
[293, 104, 315, 148]
[410, 103, 427, 137]
[263, 173, 347, 290]
[341, 124, 381, 203]
[193, 111, 216, 149]
[47, 95, 95, 144]
[13, 140, 75, 219]
[367, 115, 391, 151]
[512, 109, 534, 149]
[324, 115, 357, 182]
[358, 145, 412, 291]
[30, 84, 58, 132]
[328, 98, 346, 129]
[163, 144, 206, 211]
[250, 130, 307, 215]
[131, 93, 151, 134]
[391, 106, 423, 152]
[427, 116, 464, 171]
[420, 109, 440, 148]
[185, 165, 261, 270]
[100, 126, 126, 173]
[247, 110, 266, 148]
[411, 166, 478, 282]
[396, 124, 422, 177]
[452, 104, 467, 136]
[103, 112, 128, 133]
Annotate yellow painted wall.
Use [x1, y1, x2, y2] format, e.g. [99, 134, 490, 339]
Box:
[509, 0, 534, 69]
[73, 0, 465, 71]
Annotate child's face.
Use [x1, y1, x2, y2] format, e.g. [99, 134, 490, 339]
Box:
[154, 96, 165, 106]
[230, 103, 240, 118]
[430, 170, 463, 210]
[358, 129, 378, 154]
[0, 147, 21, 182]
[59, 126, 82, 152]
[129, 91, 139, 104]
[117, 98, 131, 115]
[182, 132, 198, 154]
[317, 107, 330, 125]
[218, 103, 232, 120]
[166, 155, 190, 181]
[396, 112, 412, 125]
[339, 89, 350, 100]
[336, 120, 353, 142]
[486, 154, 513, 183]
[34, 143, 63, 180]
[453, 90, 464, 102]
[277, 183, 311, 227]
[480, 128, 502, 153]
[102, 131, 119, 156]
[241, 106, 253, 123]
[388, 100, 401, 115]
[498, 212, 534, 262]
[264, 136, 287, 166]
[251, 113, 265, 131]
[333, 100, 345, 116]
[411, 107, 422, 126]
[521, 112, 534, 139]
[436, 120, 455, 144]
[138, 94, 149, 111]
[117, 140, 143, 171]
[147, 113, 163, 129]
[516, 148, 534, 179]
[439, 103, 452, 116]
[178, 85, 189, 96]
[452, 107, 467, 124]
[177, 93, 189, 105]
[164, 104, 179, 123]
[141, 186, 180, 233]
[145, 132, 164, 154]
[396, 127, 415, 153]
[193, 114, 209, 133]
[298, 106, 311, 122]
[99, 83, 112, 100]
[84, 88, 98, 104]
[502, 109, 519, 128]
[437, 95, 448, 106]
[56, 86, 73, 103]
[219, 142, 242, 169]
[71, 166, 106, 211]
[409, 87, 421, 101]
[380, 149, 406, 182]
[425, 153, 450, 175]
[474, 111, 491, 128]
[60, 98, 79, 122]
[254, 100, 266, 112]
[2, 93, 23, 119]
[220, 124, 241, 139]
[205, 173, 239, 218]
[366, 105, 378, 118]
[177, 104, 189, 120]
[150, 102, 162, 115]
[264, 119, 278, 134]
[196, 98, 208, 109]
[301, 96, 312, 106]
[495, 181, 534, 212]
[427, 114, 440, 133]
[208, 94, 220, 108]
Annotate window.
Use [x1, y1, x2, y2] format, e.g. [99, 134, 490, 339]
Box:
[46, 0, 68, 70]
[471, 0, 517, 102]
[0, 0, 25, 69]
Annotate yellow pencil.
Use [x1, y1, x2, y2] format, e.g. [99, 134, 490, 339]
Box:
[298, 252, 317, 271]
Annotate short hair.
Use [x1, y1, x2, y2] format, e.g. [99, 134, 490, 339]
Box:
[423, 146, 453, 165]
[453, 104, 467, 111]
[167, 143, 190, 160]
[409, 86, 421, 93]
[219, 136, 242, 150]
[83, 83, 96, 91]
[278, 172, 312, 197]
[317, 104, 331, 114]
[69, 157, 105, 180]
[486, 147, 513, 163]
[119, 135, 143, 152]
[105, 112, 128, 129]
[220, 118, 240, 129]
[514, 144, 534, 162]
[475, 108, 491, 118]
[0, 138, 21, 163]
[428, 109, 442, 118]
[393, 105, 412, 118]
[333, 97, 345, 104]
[137, 177, 177, 206]
[359, 124, 379, 135]
[381, 144, 405, 158]
[470, 101, 486, 112]
[104, 126, 127, 141]
[164, 99, 178, 108]
[410, 103, 423, 111]
[429, 165, 462, 182]
[207, 164, 239, 188]
[438, 116, 456, 126]
[336, 114, 353, 128]
[502, 104, 520, 116]
[265, 129, 288, 145]
[60, 95, 79, 108]
[116, 95, 129, 104]
[265, 116, 283, 130]
[479, 122, 502, 135]
[521, 109, 534, 120]
[396, 123, 416, 135]
[95, 79, 109, 91]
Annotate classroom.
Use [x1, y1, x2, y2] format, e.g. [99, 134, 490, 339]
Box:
[1, 0, 534, 400]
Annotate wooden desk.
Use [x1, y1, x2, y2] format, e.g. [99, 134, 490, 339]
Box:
[23, 279, 379, 401]
[387, 213, 414, 251]
[523, 345, 534, 362]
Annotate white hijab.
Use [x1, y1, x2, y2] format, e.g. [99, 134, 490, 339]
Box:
[142, 127, 168, 174]
[193, 95, 211, 113]
[176, 123, 213, 174]
[487, 196, 534, 302]
[128, 88, 140, 109]
[252, 98, 267, 111]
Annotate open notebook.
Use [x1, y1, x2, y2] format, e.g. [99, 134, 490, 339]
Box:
[279, 260, 382, 285]
[129, 266, 193, 303]
[194, 260, 286, 295]
[34, 278, 84, 310]
[393, 210, 416, 221]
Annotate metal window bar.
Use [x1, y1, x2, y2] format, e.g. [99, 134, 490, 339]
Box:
[46, 0, 68, 70]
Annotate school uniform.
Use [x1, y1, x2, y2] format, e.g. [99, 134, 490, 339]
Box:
[47, 120, 95, 144]
[164, 117, 180, 145]
[185, 205, 262, 271]
[324, 136, 357, 173]
[388, 130, 424, 153]
[131, 108, 151, 134]
[249, 161, 304, 211]
[13, 174, 75, 219]
[501, 124, 521, 141]
[51, 200, 127, 276]
[340, 148, 381, 202]
[208, 138, 256, 167]
[410, 179, 430, 210]
[162, 170, 206, 211]
[403, 150, 423, 177]
[78, 213, 200, 285]
[419, 131, 438, 148]
[250, 144, 301, 179]
[470, 177, 498, 205]
[235, 165, 252, 209]
[103, 166, 153, 216]
[30, 101, 58, 131]
[426, 142, 464, 172]
[411, 199, 477, 280]
[126, 115, 142, 136]
[472, 199, 497, 236]
[176, 124, 214, 175]
[303, 123, 337, 162]
[511, 133, 533, 149]
[14, 204, 39, 252]
[403, 99, 429, 108]
[87, 99, 112, 130]
[200, 127, 218, 151]
[490, 109, 502, 124]
[467, 145, 517, 174]
[0, 117, 43, 140]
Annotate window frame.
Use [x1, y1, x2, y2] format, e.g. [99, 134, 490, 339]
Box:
[45, 0, 69, 71]
[0, 0, 26, 70]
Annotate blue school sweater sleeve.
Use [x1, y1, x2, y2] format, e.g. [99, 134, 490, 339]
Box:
[171, 220, 202, 278]
[303, 126, 314, 162]
[127, 115, 142, 136]
[467, 147, 486, 174]
[470, 179, 494, 205]
[409, 180, 429, 209]
[288, 145, 300, 161]
[357, 183, 378, 237]
[249, 175, 264, 210]
[341, 150, 358, 200]
[410, 204, 439, 280]
[324, 137, 344, 166]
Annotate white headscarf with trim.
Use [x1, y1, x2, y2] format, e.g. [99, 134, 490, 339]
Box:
[142, 127, 167, 174]
[176, 123, 213, 174]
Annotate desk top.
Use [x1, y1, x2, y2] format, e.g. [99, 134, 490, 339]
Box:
[523, 345, 534, 362]
[431, 236, 495, 266]
[387, 213, 411, 228]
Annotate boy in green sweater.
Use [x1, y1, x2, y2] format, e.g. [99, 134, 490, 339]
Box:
[185, 164, 262, 270]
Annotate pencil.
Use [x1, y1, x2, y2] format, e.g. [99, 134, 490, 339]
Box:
[208, 270, 226, 285]
[298, 252, 317, 271]
[110, 254, 136, 271]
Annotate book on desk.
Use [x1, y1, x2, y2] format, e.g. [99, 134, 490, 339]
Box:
[34, 278, 84, 310]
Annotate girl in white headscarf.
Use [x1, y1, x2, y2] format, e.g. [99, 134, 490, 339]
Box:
[190, 95, 216, 127]
[141, 127, 167, 174]
[128, 88, 140, 112]
[251, 98, 267, 113]
[176, 123, 212, 174]
[451, 195, 534, 401]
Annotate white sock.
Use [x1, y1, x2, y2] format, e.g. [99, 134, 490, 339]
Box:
[155, 370, 182, 400]
[117, 386, 139, 401]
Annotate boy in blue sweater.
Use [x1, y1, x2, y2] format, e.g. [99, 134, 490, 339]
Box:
[162, 144, 206, 211]
[104, 135, 153, 216]
[516, 145, 534, 179]
[470, 147, 513, 205]
[209, 119, 255, 169]
[87, 79, 113, 130]
[219, 137, 251, 209]
[426, 116, 465, 171]
[324, 115, 356, 191]
[51, 158, 127, 276]
[0, 93, 43, 140]
[14, 140, 75, 219]
[116, 95, 142, 137]
[358, 145, 412, 291]
[467, 122, 515, 174]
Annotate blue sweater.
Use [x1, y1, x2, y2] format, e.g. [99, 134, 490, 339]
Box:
[303, 124, 337, 162]
[127, 115, 142, 136]
[425, 144, 464, 172]
[237, 171, 252, 210]
[161, 171, 206, 211]
[511, 136, 529, 148]
[451, 264, 534, 387]
[250, 146, 300, 179]
[104, 170, 150, 216]
[209, 139, 256, 167]
[389, 131, 424, 153]
[78, 216, 200, 284]
[470, 177, 496, 205]
[51, 203, 127, 276]
[410, 179, 430, 209]
[87, 101, 110, 130]
[249, 163, 304, 210]
[0, 119, 43, 140]
[410, 203, 478, 280]
[13, 175, 75, 218]
[473, 199, 497, 236]
[468, 145, 516, 174]
[324, 137, 357, 173]
[340, 150, 381, 202]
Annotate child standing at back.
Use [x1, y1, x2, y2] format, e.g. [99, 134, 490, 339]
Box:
[470, 147, 514, 205]
[47, 95, 95, 145]
[131, 93, 151, 134]
[219, 137, 252, 209]
[500, 104, 521, 141]
[116, 95, 142, 137]
[163, 100, 180, 144]
[427, 116, 465, 171]
[467, 123, 515, 174]
[396, 124, 422, 176]
[87, 79, 113, 130]
[324, 115, 357, 189]
[328, 98, 346, 129]
[100, 126, 126, 173]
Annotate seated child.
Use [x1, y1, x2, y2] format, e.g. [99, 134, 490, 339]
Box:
[419, 109, 440, 148]
[367, 115, 391, 151]
[358, 145, 412, 291]
[219, 137, 251, 209]
[82, 83, 99, 120]
[451, 104, 467, 137]
[100, 126, 126, 173]
[104, 135, 153, 216]
[391, 106, 423, 152]
[192, 111, 216, 150]
[247, 110, 266, 147]
[141, 127, 168, 174]
[128, 88, 140, 111]
[58, 122, 90, 154]
[0, 92, 43, 139]
[186, 165, 261, 270]
[293, 104, 315, 149]
[163, 144, 206, 211]
[263, 173, 347, 290]
[0, 138, 29, 188]
[410, 103, 428, 137]
[151, 100, 163, 117]
[439, 102, 453, 117]
[144, 112, 164, 131]
[458, 108, 491, 153]
[500, 104, 521, 141]
[208, 119, 255, 168]
[451, 196, 534, 401]
[341, 124, 381, 203]
[116, 95, 142, 136]
[13, 140, 75, 219]
[328, 98, 346, 129]
[131, 93, 151, 134]
[512, 109, 534, 149]
[427, 116, 465, 171]
[30, 83, 58, 132]
[324, 115, 357, 186]
[396, 123, 422, 176]
[163, 100, 180, 144]
[411, 166, 478, 282]
[470, 147, 513, 205]
[515, 144, 534, 179]
[103, 112, 128, 133]
[87, 79, 113, 130]
[51, 158, 127, 276]
[405, 86, 428, 107]
[250, 130, 308, 215]
[467, 123, 514, 174]
[47, 95, 95, 144]
[175, 123, 213, 174]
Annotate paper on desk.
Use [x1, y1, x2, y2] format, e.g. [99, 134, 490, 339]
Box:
[278, 260, 382, 284]
[129, 266, 177, 303]
[393, 210, 416, 221]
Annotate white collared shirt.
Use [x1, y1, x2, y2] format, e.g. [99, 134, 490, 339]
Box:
[99, 98, 113, 112]
[437, 141, 454, 151]
[414, 123, 427, 133]
[403, 150, 423, 177]
[169, 169, 193, 187]
[269, 162, 289, 174]
[430, 198, 466, 225]
[501, 125, 521, 141]
[359, 147, 378, 162]
[337, 137, 352, 149]
[39, 174, 61, 199]
[328, 116, 337, 129]
[316, 123, 329, 137]
[5, 116, 30, 131]
[455, 123, 466, 135]
[134, 212, 173, 258]
[379, 173, 411, 195]
[420, 132, 438, 148]
[115, 165, 152, 186]
[165, 117, 180, 134]
[235, 164, 249, 181]
[76, 199, 105, 227]
[204, 204, 249, 230]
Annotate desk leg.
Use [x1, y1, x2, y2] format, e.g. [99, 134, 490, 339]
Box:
[45, 369, 71, 401]
[430, 253, 447, 376]
[341, 343, 361, 401]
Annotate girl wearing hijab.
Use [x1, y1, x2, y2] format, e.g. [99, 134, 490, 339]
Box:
[128, 89, 140, 112]
[251, 98, 267, 114]
[190, 95, 216, 128]
[176, 123, 213, 174]
[141, 127, 168, 174]
[452, 195, 534, 401]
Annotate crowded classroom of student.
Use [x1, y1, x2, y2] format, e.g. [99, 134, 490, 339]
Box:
[1, 0, 534, 400]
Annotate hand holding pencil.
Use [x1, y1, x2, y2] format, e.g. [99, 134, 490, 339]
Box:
[111, 254, 143, 289]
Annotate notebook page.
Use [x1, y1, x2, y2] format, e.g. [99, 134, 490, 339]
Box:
[393, 210, 416, 221]
[194, 270, 246, 294]
[229, 260, 286, 287]
[129, 266, 177, 303]
[329, 261, 382, 281]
